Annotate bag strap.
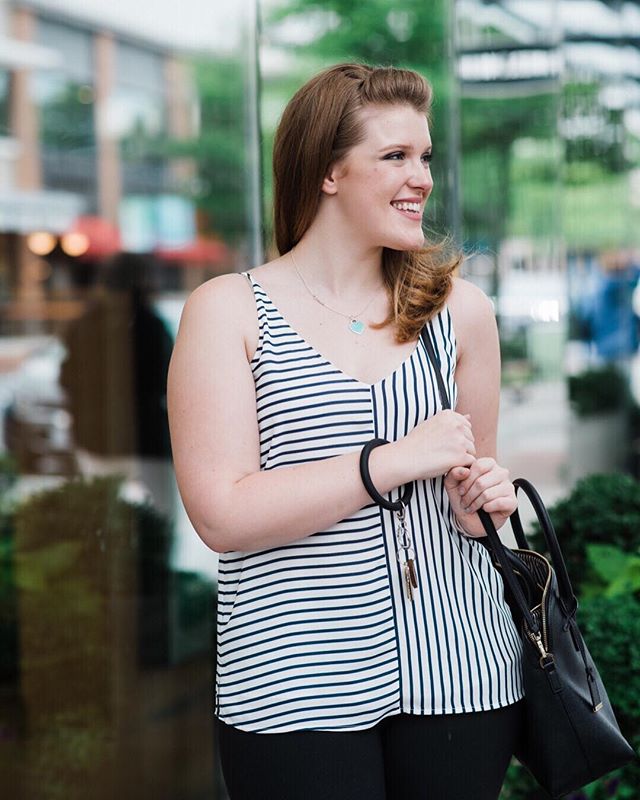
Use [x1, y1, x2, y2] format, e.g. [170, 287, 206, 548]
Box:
[419, 326, 537, 623]
[419, 325, 578, 615]
[511, 478, 577, 613]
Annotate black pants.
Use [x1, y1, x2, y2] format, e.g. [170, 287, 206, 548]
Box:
[218, 700, 524, 800]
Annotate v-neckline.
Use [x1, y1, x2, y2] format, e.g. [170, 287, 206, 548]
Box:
[248, 273, 421, 389]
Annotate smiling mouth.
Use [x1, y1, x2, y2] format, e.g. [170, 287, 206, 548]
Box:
[391, 201, 422, 219]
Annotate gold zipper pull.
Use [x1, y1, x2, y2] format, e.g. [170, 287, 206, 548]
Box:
[530, 631, 548, 659]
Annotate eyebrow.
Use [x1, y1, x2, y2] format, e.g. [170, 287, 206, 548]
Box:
[378, 143, 433, 152]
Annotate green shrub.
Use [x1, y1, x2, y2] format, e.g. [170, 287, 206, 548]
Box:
[578, 594, 640, 731]
[501, 328, 528, 362]
[568, 593, 640, 798]
[527, 473, 640, 590]
[0, 506, 18, 681]
[0, 452, 18, 499]
[567, 365, 629, 416]
[583, 544, 640, 598]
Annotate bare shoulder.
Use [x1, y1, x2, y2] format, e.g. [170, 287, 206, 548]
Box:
[447, 275, 494, 316]
[447, 276, 497, 358]
[183, 271, 254, 323]
[177, 271, 258, 361]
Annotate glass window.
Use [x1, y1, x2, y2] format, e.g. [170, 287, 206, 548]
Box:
[111, 42, 168, 196]
[36, 17, 93, 81]
[0, 3, 256, 798]
[113, 41, 166, 141]
[32, 18, 97, 206]
[455, 0, 567, 514]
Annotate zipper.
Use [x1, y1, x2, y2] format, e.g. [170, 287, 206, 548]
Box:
[529, 630, 548, 659]
[514, 549, 553, 657]
[536, 552, 552, 654]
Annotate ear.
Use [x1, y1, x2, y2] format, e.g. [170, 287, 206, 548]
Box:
[321, 161, 345, 196]
[321, 171, 338, 196]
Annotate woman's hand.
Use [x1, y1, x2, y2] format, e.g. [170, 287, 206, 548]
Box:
[399, 410, 476, 481]
[444, 457, 516, 537]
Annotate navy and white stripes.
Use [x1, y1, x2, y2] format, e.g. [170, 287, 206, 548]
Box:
[214, 271, 523, 733]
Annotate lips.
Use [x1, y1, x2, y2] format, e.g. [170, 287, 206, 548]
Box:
[391, 200, 422, 220]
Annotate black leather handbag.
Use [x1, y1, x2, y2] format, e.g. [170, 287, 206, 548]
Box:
[420, 324, 636, 798]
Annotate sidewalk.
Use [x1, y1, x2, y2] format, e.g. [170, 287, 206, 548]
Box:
[498, 380, 570, 543]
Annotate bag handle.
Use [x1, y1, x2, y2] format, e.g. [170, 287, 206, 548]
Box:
[419, 325, 576, 628]
[510, 478, 577, 613]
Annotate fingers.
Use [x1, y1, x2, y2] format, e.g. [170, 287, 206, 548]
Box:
[454, 413, 476, 459]
[464, 426, 475, 457]
[457, 458, 515, 515]
[419, 410, 476, 476]
[444, 465, 470, 489]
[437, 410, 476, 467]
[483, 499, 517, 516]
[458, 457, 504, 497]
[460, 485, 514, 515]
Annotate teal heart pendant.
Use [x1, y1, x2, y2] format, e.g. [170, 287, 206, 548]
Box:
[349, 319, 365, 335]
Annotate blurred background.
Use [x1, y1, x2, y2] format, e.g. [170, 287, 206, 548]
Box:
[0, 0, 639, 797]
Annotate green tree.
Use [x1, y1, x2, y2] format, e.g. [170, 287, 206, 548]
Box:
[160, 56, 251, 243]
[460, 92, 560, 249]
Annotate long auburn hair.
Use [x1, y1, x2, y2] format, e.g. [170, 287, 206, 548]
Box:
[272, 62, 462, 344]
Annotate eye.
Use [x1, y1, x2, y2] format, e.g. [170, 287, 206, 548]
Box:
[383, 150, 433, 164]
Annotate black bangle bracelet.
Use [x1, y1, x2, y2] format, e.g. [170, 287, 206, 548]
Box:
[359, 438, 413, 511]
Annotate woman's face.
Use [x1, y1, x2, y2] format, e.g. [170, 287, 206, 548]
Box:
[324, 103, 433, 252]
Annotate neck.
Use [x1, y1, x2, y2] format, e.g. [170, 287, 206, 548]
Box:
[290, 213, 384, 302]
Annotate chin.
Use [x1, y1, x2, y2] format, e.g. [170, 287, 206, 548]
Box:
[383, 232, 426, 252]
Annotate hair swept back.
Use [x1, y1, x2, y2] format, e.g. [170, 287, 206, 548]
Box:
[272, 62, 462, 343]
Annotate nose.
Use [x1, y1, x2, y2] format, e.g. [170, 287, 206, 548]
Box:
[408, 158, 433, 195]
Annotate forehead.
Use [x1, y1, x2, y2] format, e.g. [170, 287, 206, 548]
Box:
[356, 103, 431, 146]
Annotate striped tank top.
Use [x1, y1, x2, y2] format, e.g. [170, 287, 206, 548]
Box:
[215, 271, 523, 733]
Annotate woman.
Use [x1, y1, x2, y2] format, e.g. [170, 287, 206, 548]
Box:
[168, 63, 523, 800]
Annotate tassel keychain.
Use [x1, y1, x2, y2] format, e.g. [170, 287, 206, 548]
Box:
[396, 503, 418, 601]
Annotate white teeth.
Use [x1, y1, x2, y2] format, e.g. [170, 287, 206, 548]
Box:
[392, 202, 420, 213]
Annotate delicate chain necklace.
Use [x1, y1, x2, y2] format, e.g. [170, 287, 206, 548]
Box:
[289, 249, 382, 335]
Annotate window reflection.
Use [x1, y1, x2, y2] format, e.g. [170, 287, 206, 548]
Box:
[455, 1, 566, 513]
[34, 19, 97, 206]
[455, 0, 640, 500]
[0, 1, 251, 797]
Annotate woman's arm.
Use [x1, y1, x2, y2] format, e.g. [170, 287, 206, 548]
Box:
[167, 274, 474, 553]
[445, 277, 517, 535]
